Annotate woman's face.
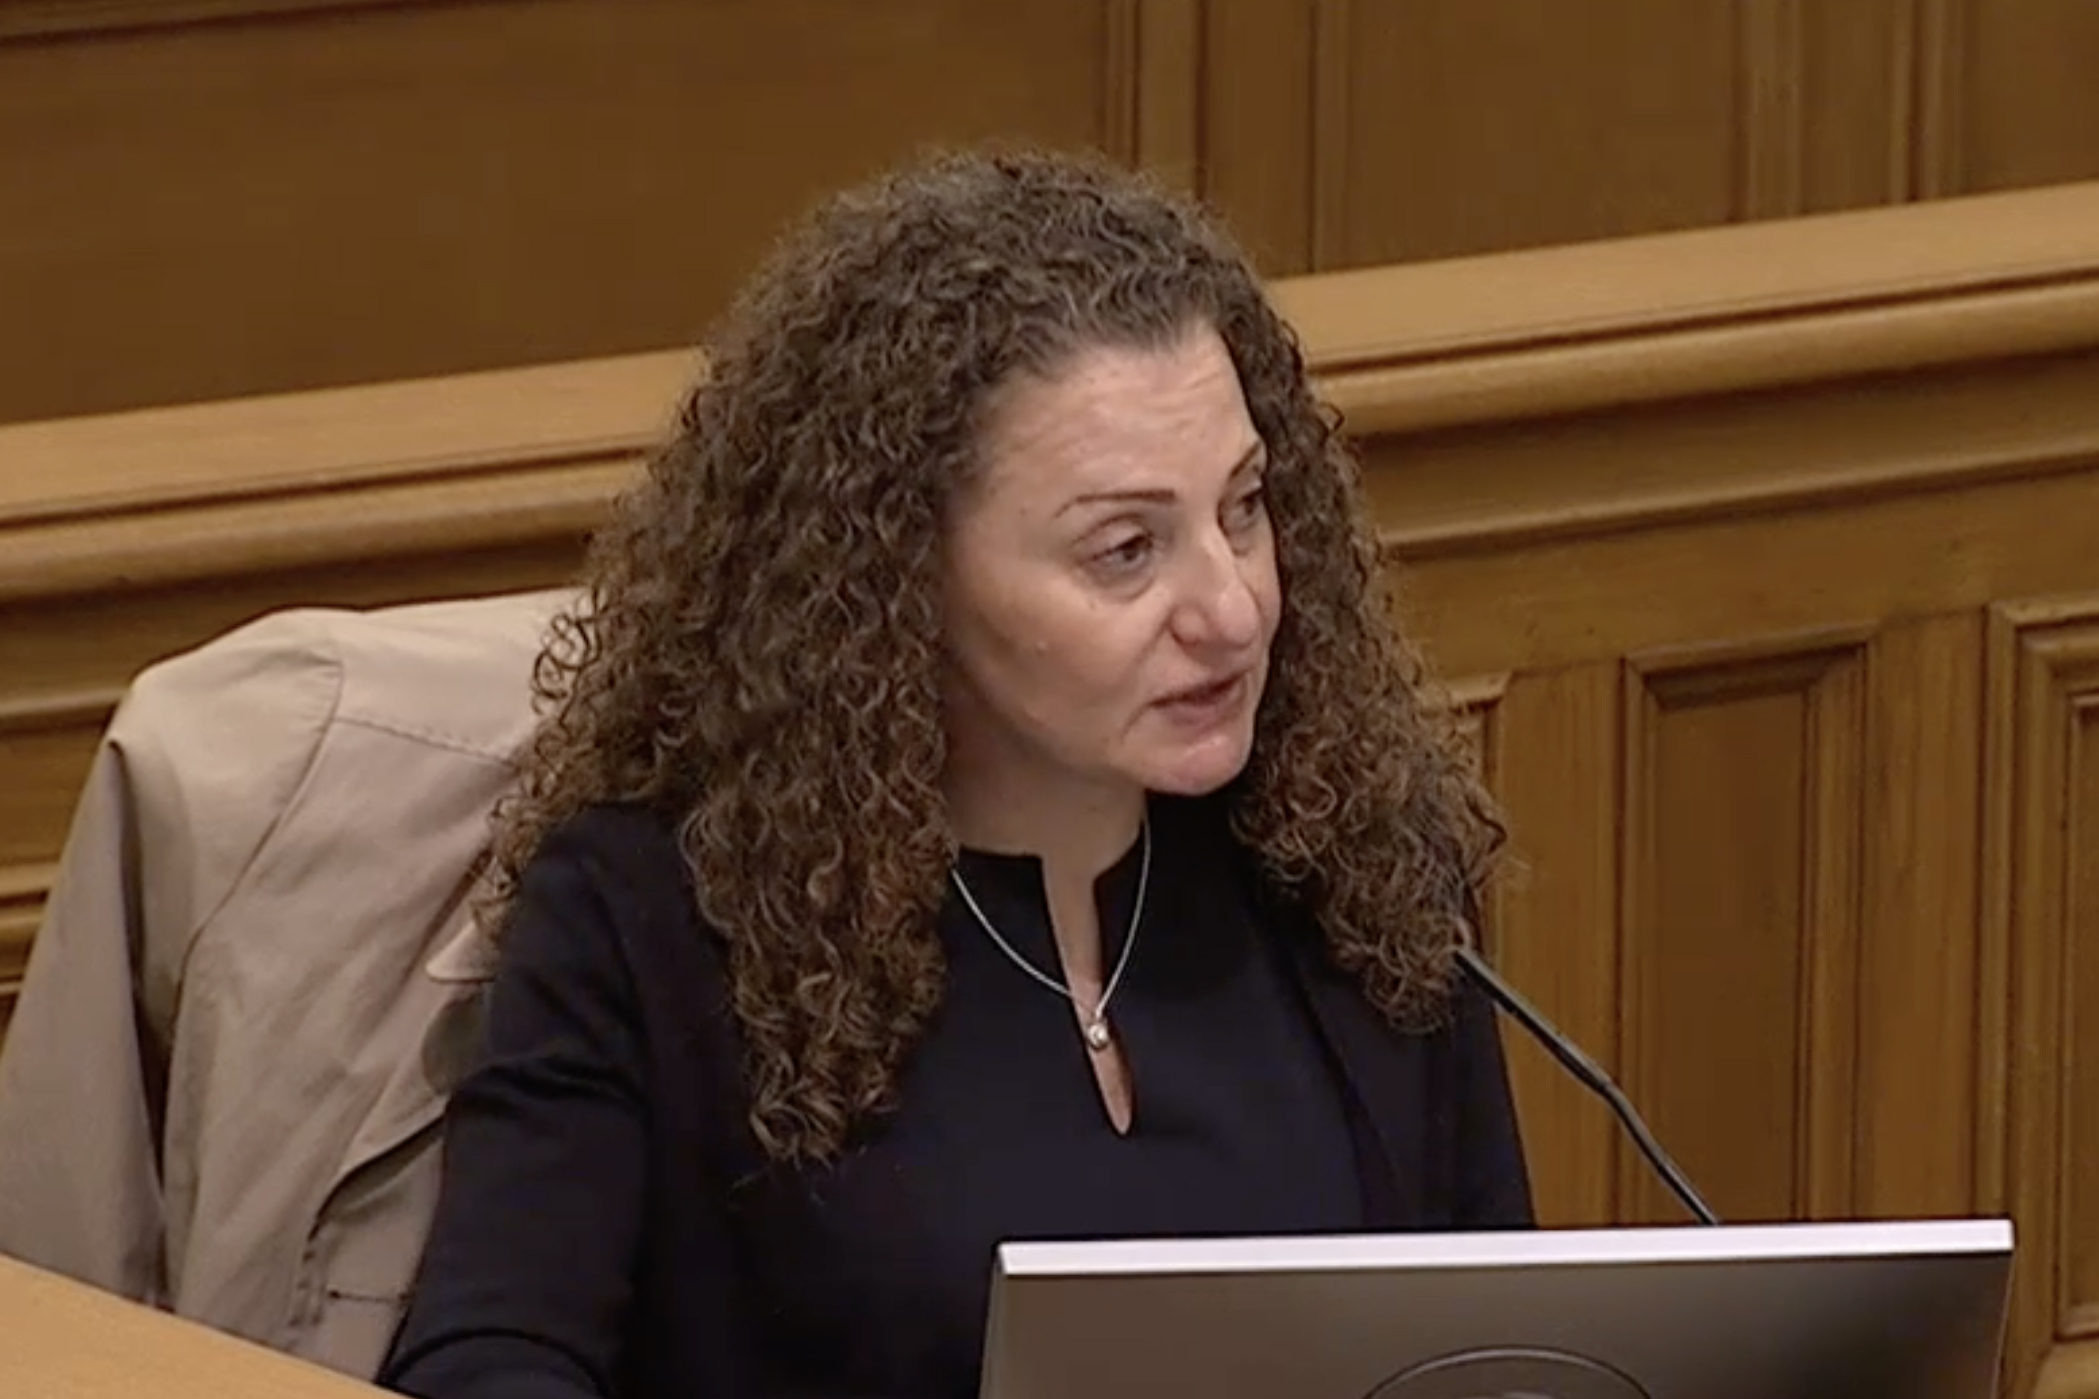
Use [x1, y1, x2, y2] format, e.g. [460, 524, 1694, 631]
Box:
[941, 323, 1281, 806]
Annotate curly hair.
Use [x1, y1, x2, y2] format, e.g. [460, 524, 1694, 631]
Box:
[487, 146, 1505, 1165]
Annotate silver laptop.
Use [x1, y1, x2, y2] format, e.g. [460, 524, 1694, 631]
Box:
[981, 1218, 2012, 1399]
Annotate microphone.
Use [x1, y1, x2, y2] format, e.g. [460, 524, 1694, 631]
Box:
[1455, 943, 1721, 1227]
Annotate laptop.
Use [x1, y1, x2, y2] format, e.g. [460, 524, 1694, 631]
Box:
[980, 1218, 2012, 1399]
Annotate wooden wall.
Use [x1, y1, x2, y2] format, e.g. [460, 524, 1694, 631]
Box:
[4, 179, 2099, 1397]
[5, 0, 2099, 426]
[1295, 182, 2099, 1399]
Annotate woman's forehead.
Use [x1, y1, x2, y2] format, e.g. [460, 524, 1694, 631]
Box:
[970, 332, 1256, 498]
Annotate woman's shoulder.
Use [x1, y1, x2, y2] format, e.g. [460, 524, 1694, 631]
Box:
[502, 801, 714, 984]
[522, 800, 693, 895]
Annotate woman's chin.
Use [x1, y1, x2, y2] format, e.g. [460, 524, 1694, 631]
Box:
[1136, 736, 1254, 797]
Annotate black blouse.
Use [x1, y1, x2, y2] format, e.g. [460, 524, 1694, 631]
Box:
[379, 798, 1531, 1399]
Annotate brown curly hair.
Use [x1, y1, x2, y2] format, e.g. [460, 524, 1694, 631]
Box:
[488, 146, 1505, 1165]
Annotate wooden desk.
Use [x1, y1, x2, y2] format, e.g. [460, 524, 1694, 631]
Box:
[0, 1253, 384, 1397]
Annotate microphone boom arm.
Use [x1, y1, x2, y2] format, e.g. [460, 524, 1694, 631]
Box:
[1456, 944, 1721, 1227]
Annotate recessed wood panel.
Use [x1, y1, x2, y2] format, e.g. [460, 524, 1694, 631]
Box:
[1853, 614, 1985, 1220]
[1988, 602, 2099, 1398]
[1198, 0, 1316, 276]
[1306, 0, 1913, 268]
[1619, 642, 1863, 1225]
[1490, 662, 1623, 1229]
[0, 0, 1134, 424]
[1948, 0, 2099, 195]
[1316, 0, 1741, 266]
[1798, 0, 1911, 213]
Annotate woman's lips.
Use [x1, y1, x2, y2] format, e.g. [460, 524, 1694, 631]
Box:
[1157, 672, 1247, 722]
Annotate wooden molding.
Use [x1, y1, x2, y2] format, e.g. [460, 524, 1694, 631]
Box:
[0, 686, 128, 736]
[0, 0, 420, 42]
[1909, 0, 1968, 198]
[0, 862, 53, 980]
[1276, 179, 2099, 436]
[6, 185, 2099, 605]
[0, 352, 691, 604]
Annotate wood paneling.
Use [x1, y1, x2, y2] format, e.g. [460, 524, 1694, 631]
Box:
[0, 863, 35, 1049]
[0, 0, 1155, 424]
[1618, 639, 1865, 1225]
[1988, 602, 2099, 1399]
[6, 0, 2099, 424]
[1242, 0, 1920, 267]
[1491, 663, 1624, 1230]
[6, 179, 2099, 1396]
[1942, 0, 2099, 197]
[1855, 614, 1985, 1219]
[1198, 0, 1316, 276]
[1314, 0, 1744, 265]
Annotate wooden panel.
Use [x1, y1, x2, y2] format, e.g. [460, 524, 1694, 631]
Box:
[0, 863, 37, 1049]
[1940, 0, 2099, 197]
[0, 0, 1144, 425]
[9, 0, 2099, 428]
[1801, 0, 1912, 213]
[0, 694, 113, 870]
[1988, 601, 2099, 1399]
[1618, 639, 1864, 1225]
[1315, 0, 1738, 266]
[1305, 0, 1911, 268]
[1854, 614, 1985, 1219]
[0, 0, 413, 39]
[1489, 663, 1623, 1229]
[1198, 0, 1316, 276]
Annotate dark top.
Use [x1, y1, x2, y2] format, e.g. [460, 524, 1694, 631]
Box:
[378, 798, 1531, 1399]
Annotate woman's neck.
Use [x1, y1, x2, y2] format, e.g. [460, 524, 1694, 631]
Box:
[944, 765, 1146, 885]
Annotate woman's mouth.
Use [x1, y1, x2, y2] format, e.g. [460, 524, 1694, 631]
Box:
[1157, 673, 1247, 722]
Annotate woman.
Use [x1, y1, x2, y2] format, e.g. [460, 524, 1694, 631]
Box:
[379, 147, 1530, 1399]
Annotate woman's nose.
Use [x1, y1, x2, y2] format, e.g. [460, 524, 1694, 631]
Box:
[1174, 533, 1262, 650]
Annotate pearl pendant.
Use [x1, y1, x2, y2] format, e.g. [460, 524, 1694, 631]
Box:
[1084, 1017, 1112, 1052]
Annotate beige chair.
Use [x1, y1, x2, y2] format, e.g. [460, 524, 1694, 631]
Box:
[0, 587, 573, 1380]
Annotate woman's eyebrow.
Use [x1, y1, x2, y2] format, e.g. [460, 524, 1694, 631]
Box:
[1055, 441, 1266, 517]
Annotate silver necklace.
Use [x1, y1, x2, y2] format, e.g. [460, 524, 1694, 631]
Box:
[948, 819, 1151, 1054]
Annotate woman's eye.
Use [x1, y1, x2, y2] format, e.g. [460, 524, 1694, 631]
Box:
[1227, 486, 1268, 528]
[1092, 533, 1154, 574]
